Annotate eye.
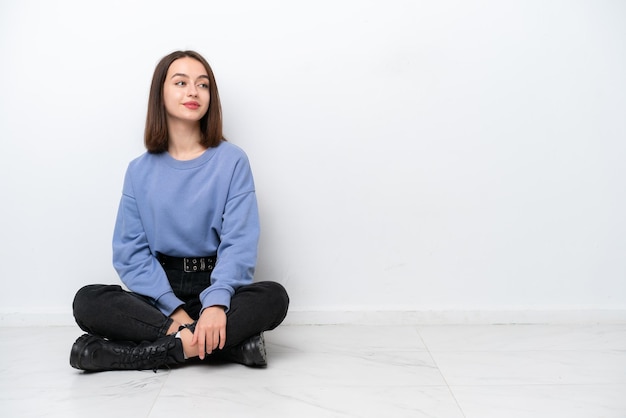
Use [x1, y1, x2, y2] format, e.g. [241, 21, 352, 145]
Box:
[198, 83, 209, 89]
[175, 81, 186, 86]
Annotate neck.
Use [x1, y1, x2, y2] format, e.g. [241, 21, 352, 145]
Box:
[167, 119, 206, 161]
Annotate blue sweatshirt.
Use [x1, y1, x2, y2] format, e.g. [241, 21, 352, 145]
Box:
[112, 141, 259, 316]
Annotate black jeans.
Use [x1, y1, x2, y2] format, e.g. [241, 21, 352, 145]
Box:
[73, 269, 289, 350]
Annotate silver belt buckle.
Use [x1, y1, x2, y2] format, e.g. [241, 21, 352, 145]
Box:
[183, 258, 199, 272]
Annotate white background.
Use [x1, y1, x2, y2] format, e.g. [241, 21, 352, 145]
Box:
[1, 0, 625, 323]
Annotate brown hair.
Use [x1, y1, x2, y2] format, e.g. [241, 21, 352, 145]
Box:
[144, 50, 224, 153]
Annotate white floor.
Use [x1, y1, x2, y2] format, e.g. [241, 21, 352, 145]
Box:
[1, 324, 625, 417]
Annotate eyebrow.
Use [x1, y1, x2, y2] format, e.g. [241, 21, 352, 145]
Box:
[170, 73, 210, 80]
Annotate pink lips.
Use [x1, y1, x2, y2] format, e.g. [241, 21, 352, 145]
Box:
[183, 102, 200, 110]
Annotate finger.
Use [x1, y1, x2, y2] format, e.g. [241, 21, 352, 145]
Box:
[198, 330, 206, 360]
[206, 331, 215, 354]
[213, 329, 220, 352]
[218, 328, 226, 350]
[205, 332, 213, 354]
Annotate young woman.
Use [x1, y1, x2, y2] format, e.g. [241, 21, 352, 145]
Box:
[70, 50, 289, 371]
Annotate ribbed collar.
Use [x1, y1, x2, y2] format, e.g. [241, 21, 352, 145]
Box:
[158, 143, 221, 170]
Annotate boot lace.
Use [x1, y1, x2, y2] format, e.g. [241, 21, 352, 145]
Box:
[112, 340, 174, 372]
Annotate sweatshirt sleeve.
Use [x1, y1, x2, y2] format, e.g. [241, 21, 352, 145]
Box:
[199, 155, 259, 312]
[112, 169, 184, 316]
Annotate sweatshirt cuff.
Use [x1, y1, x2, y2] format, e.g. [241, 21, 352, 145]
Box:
[200, 287, 233, 313]
[156, 291, 184, 316]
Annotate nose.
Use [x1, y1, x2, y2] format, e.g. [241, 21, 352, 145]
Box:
[187, 84, 198, 97]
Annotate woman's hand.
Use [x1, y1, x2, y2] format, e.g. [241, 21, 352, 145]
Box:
[192, 305, 227, 359]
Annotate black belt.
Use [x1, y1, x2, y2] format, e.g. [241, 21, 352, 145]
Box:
[157, 253, 216, 273]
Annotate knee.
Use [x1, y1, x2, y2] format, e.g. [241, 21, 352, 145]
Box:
[73, 284, 121, 322]
[272, 282, 290, 310]
[262, 281, 290, 321]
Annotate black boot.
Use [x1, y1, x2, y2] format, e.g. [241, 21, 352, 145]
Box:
[222, 333, 267, 368]
[70, 334, 185, 372]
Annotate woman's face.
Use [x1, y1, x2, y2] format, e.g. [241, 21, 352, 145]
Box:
[163, 57, 210, 124]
